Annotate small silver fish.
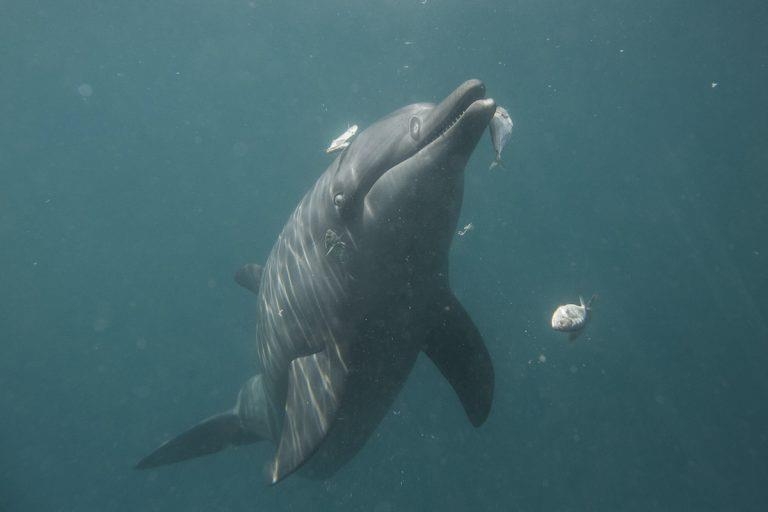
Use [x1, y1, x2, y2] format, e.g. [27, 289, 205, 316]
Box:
[551, 295, 596, 340]
[326, 124, 358, 153]
[489, 106, 513, 169]
[457, 222, 474, 236]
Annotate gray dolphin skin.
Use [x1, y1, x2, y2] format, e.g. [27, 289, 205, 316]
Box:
[136, 79, 497, 484]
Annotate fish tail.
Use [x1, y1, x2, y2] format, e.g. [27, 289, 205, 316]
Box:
[585, 294, 597, 310]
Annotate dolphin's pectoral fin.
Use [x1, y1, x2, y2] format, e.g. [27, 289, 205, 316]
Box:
[234, 263, 263, 294]
[135, 410, 262, 469]
[423, 295, 494, 427]
[270, 349, 347, 484]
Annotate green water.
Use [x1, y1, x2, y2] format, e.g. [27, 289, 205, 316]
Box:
[2, 1, 767, 510]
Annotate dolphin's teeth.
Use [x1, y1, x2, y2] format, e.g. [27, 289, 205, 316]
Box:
[423, 103, 473, 148]
[439, 109, 466, 139]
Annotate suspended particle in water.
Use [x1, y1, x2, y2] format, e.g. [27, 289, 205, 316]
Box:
[77, 83, 93, 98]
[232, 141, 248, 157]
[373, 500, 393, 512]
[93, 317, 110, 332]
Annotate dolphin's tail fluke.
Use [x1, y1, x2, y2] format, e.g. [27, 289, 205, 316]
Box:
[134, 410, 260, 469]
[135, 374, 272, 469]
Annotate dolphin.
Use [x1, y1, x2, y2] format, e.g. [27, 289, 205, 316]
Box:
[136, 79, 496, 484]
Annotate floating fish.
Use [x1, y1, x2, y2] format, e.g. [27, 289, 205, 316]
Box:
[488, 106, 513, 169]
[457, 222, 474, 236]
[326, 124, 358, 153]
[551, 295, 596, 340]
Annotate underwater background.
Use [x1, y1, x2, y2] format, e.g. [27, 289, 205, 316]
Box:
[2, 0, 767, 510]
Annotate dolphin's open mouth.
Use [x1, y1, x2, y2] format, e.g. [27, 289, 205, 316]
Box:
[422, 106, 471, 147]
[418, 79, 496, 153]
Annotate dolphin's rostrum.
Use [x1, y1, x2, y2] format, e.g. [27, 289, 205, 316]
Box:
[136, 79, 497, 484]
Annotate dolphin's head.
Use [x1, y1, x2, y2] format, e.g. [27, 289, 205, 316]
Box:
[329, 79, 495, 272]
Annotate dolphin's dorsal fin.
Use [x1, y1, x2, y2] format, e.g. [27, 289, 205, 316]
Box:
[422, 294, 494, 427]
[234, 263, 263, 294]
[269, 348, 347, 484]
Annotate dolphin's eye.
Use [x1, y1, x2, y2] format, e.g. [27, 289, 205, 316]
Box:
[333, 192, 344, 208]
[409, 116, 421, 140]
